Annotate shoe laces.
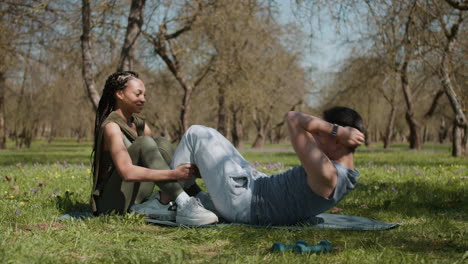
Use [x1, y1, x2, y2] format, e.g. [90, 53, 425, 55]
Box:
[188, 197, 206, 209]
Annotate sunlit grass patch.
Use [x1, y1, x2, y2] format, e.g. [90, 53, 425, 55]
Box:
[0, 141, 467, 263]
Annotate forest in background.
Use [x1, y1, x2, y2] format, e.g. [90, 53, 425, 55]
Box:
[0, 0, 466, 156]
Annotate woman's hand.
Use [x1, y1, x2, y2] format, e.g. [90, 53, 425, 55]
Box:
[337, 126, 365, 147]
[172, 164, 197, 181]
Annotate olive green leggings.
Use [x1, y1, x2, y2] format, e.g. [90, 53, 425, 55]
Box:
[95, 136, 185, 214]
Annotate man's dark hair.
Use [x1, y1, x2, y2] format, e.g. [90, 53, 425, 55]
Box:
[323, 106, 365, 133]
[323, 106, 365, 153]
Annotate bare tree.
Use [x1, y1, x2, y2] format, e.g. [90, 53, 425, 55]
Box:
[144, 1, 214, 135]
[80, 0, 100, 111]
[117, 0, 146, 72]
[435, 4, 467, 156]
[363, 0, 440, 150]
[0, 72, 5, 149]
[445, 0, 468, 10]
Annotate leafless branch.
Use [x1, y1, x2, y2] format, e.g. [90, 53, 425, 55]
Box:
[444, 0, 468, 11]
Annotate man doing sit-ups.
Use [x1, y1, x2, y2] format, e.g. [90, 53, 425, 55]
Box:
[170, 106, 365, 225]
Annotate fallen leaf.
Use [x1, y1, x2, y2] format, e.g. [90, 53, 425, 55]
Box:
[11, 185, 19, 191]
[38, 181, 46, 187]
[21, 222, 64, 231]
[4, 176, 13, 182]
[330, 207, 344, 213]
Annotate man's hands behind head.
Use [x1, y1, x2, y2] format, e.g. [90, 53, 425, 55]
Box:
[337, 126, 365, 148]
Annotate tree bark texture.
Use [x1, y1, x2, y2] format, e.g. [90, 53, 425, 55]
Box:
[0, 72, 6, 149]
[81, 0, 100, 111]
[153, 38, 199, 135]
[452, 120, 467, 156]
[444, 0, 468, 10]
[251, 109, 270, 148]
[400, 63, 422, 150]
[440, 14, 467, 156]
[117, 0, 146, 72]
[217, 85, 226, 136]
[147, 2, 208, 137]
[383, 105, 396, 149]
[439, 118, 448, 143]
[231, 107, 243, 148]
[179, 85, 193, 133]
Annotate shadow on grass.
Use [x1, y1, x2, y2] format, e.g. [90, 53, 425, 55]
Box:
[55, 191, 90, 213]
[244, 150, 467, 168]
[347, 181, 467, 221]
[355, 233, 467, 255]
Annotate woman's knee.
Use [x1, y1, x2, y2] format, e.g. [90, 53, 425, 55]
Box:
[133, 136, 158, 151]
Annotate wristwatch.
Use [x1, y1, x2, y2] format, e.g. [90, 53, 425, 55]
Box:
[331, 124, 339, 137]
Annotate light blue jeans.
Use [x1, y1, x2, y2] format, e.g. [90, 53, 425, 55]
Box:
[171, 125, 256, 223]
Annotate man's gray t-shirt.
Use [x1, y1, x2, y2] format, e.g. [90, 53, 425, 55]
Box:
[250, 161, 359, 225]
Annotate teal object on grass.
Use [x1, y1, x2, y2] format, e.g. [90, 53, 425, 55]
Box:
[294, 240, 333, 254]
[271, 240, 308, 253]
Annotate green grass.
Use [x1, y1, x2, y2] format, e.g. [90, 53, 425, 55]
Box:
[0, 140, 467, 263]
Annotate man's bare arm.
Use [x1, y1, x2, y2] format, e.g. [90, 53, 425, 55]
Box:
[286, 111, 364, 198]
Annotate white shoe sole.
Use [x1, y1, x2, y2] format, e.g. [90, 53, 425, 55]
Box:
[131, 207, 176, 221]
[148, 213, 176, 221]
[176, 215, 219, 226]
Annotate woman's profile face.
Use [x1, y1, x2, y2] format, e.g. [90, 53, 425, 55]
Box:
[116, 78, 146, 114]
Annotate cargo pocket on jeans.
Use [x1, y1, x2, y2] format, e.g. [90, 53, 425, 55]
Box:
[229, 175, 249, 195]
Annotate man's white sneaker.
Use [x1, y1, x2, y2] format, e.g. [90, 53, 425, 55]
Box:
[196, 191, 217, 214]
[130, 191, 176, 221]
[176, 197, 218, 226]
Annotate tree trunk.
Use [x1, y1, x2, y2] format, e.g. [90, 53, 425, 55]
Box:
[252, 129, 265, 148]
[0, 72, 6, 149]
[148, 4, 207, 139]
[217, 85, 226, 136]
[423, 126, 428, 143]
[154, 45, 199, 137]
[463, 127, 468, 156]
[383, 105, 396, 149]
[452, 120, 465, 157]
[251, 109, 269, 148]
[400, 63, 422, 150]
[117, 0, 146, 72]
[274, 125, 286, 144]
[180, 86, 193, 134]
[439, 17, 467, 156]
[364, 127, 371, 147]
[81, 0, 100, 111]
[231, 107, 243, 148]
[439, 118, 448, 143]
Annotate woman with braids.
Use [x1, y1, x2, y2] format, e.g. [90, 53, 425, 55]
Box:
[90, 71, 218, 226]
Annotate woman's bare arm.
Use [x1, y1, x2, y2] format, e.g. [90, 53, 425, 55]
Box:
[103, 122, 192, 182]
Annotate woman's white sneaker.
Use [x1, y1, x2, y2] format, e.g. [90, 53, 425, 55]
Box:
[130, 191, 176, 221]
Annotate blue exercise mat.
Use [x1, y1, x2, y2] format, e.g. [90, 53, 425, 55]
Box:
[58, 212, 401, 230]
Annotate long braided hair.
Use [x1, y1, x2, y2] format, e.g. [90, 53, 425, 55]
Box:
[91, 71, 139, 178]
